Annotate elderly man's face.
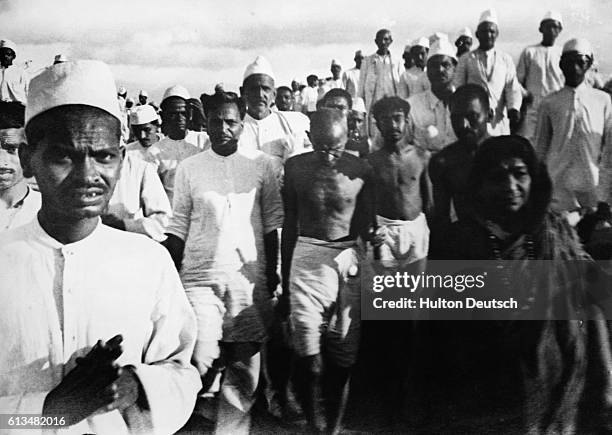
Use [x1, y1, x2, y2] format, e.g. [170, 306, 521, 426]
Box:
[427, 55, 456, 87]
[0, 129, 25, 191]
[375, 31, 393, 52]
[411, 46, 428, 69]
[132, 122, 159, 148]
[0, 48, 15, 68]
[243, 73, 275, 120]
[476, 22, 498, 50]
[161, 97, 188, 136]
[275, 89, 294, 111]
[22, 106, 123, 222]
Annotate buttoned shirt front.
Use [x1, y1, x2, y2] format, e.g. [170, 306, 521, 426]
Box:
[408, 89, 456, 152]
[107, 151, 172, 241]
[0, 219, 200, 435]
[517, 44, 564, 140]
[399, 66, 430, 99]
[0, 65, 28, 103]
[454, 48, 522, 135]
[0, 185, 40, 231]
[166, 148, 283, 341]
[534, 84, 612, 211]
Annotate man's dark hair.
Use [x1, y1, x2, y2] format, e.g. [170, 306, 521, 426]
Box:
[321, 88, 353, 110]
[375, 28, 391, 40]
[371, 97, 410, 121]
[207, 92, 246, 120]
[277, 86, 292, 95]
[25, 105, 121, 149]
[307, 74, 318, 85]
[450, 84, 490, 112]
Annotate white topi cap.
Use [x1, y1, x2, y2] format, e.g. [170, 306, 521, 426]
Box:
[162, 85, 190, 102]
[541, 11, 563, 26]
[53, 54, 68, 64]
[26, 60, 122, 126]
[139, 89, 148, 97]
[478, 9, 498, 25]
[412, 37, 430, 49]
[429, 32, 449, 45]
[0, 39, 17, 53]
[352, 97, 366, 114]
[457, 27, 474, 39]
[243, 55, 276, 82]
[429, 38, 458, 61]
[129, 104, 158, 125]
[562, 38, 593, 57]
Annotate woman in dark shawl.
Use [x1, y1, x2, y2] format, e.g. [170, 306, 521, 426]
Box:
[412, 136, 612, 434]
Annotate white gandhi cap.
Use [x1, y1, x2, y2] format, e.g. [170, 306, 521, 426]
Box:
[129, 104, 158, 125]
[457, 27, 473, 39]
[429, 38, 457, 61]
[243, 55, 276, 82]
[478, 9, 498, 25]
[26, 60, 121, 127]
[411, 37, 430, 49]
[0, 39, 17, 53]
[542, 11, 563, 26]
[162, 85, 190, 102]
[562, 38, 593, 57]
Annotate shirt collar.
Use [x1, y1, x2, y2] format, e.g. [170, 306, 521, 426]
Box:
[29, 216, 104, 251]
[207, 147, 239, 161]
[245, 112, 274, 125]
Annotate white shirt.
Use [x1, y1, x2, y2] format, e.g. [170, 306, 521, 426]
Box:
[166, 148, 283, 341]
[239, 111, 309, 176]
[301, 86, 319, 112]
[0, 65, 28, 103]
[0, 219, 200, 435]
[516, 44, 564, 140]
[318, 77, 344, 100]
[0, 185, 40, 231]
[107, 151, 172, 241]
[408, 89, 456, 152]
[454, 48, 523, 135]
[535, 84, 612, 211]
[359, 52, 400, 110]
[342, 67, 361, 98]
[399, 66, 430, 99]
[147, 134, 204, 204]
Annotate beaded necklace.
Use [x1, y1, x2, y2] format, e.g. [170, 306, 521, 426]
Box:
[487, 230, 535, 289]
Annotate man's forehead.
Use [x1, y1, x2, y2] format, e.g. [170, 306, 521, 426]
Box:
[244, 74, 274, 87]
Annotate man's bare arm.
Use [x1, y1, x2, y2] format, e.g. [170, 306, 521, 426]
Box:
[280, 163, 299, 317]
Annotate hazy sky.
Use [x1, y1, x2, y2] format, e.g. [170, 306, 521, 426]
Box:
[2, 0, 610, 102]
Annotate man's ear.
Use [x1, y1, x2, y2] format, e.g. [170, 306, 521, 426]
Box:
[18, 142, 34, 178]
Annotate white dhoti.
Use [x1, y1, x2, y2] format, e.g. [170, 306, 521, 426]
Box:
[375, 213, 430, 268]
[289, 236, 363, 367]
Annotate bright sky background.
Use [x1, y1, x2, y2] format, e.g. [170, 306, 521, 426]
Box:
[2, 0, 610, 103]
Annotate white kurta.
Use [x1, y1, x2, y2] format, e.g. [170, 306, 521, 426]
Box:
[147, 135, 203, 204]
[534, 84, 612, 211]
[238, 111, 309, 176]
[342, 67, 361, 98]
[408, 89, 456, 152]
[399, 66, 430, 100]
[300, 86, 318, 113]
[0, 219, 201, 435]
[0, 185, 40, 231]
[517, 44, 564, 141]
[107, 151, 172, 241]
[166, 148, 283, 341]
[0, 65, 28, 103]
[454, 48, 522, 135]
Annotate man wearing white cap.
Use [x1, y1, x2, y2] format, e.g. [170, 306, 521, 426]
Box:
[408, 37, 457, 152]
[148, 85, 209, 203]
[343, 50, 365, 99]
[399, 37, 431, 99]
[319, 59, 344, 100]
[454, 9, 522, 136]
[0, 60, 200, 433]
[104, 104, 171, 242]
[455, 27, 473, 58]
[516, 11, 564, 142]
[137, 89, 148, 106]
[346, 97, 371, 157]
[239, 55, 310, 175]
[534, 38, 612, 220]
[0, 39, 28, 105]
[0, 127, 41, 231]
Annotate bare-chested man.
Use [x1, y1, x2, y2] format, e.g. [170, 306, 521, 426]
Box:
[367, 97, 432, 273]
[280, 108, 374, 434]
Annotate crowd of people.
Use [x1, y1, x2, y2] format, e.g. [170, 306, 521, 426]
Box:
[2, 6, 612, 435]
